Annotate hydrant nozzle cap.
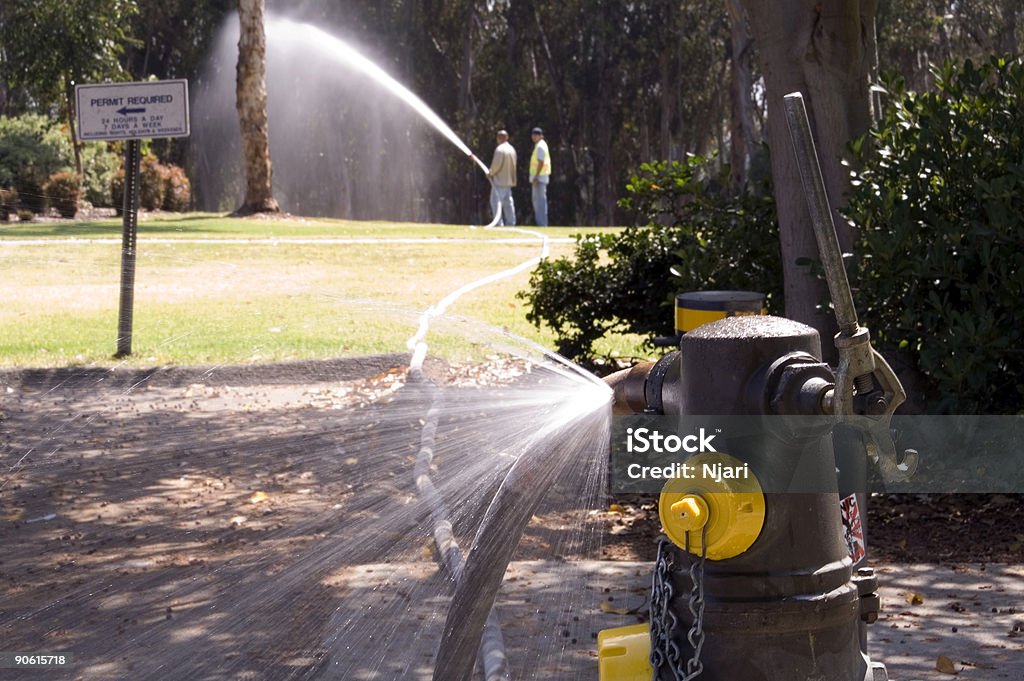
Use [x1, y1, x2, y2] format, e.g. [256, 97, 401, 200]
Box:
[670, 494, 709, 532]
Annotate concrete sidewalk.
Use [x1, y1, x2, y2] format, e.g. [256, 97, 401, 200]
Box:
[318, 560, 1022, 680]
[578, 561, 1024, 681]
[493, 561, 1024, 681]
[869, 563, 1023, 680]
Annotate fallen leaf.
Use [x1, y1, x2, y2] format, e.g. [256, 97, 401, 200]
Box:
[608, 504, 624, 514]
[906, 592, 925, 605]
[0, 508, 23, 521]
[936, 655, 957, 674]
[249, 491, 269, 504]
[599, 601, 631, 615]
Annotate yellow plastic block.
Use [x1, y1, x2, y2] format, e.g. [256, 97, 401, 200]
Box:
[597, 623, 652, 681]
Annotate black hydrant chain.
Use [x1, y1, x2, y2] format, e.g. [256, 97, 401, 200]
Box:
[683, 526, 708, 680]
[650, 532, 707, 681]
[649, 538, 674, 676]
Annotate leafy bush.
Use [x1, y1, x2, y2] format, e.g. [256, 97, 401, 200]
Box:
[44, 171, 81, 218]
[0, 186, 18, 221]
[162, 163, 192, 211]
[521, 155, 782, 360]
[111, 157, 192, 214]
[111, 167, 125, 215]
[848, 57, 1024, 413]
[0, 114, 72, 213]
[17, 176, 48, 214]
[81, 142, 121, 207]
[139, 154, 167, 210]
[0, 114, 120, 210]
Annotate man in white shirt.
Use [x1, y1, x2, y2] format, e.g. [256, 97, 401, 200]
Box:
[488, 129, 517, 226]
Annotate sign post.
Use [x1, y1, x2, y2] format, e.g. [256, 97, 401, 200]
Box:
[117, 140, 142, 358]
[75, 80, 190, 357]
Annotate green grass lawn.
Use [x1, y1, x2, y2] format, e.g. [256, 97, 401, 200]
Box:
[0, 213, 643, 368]
[1, 212, 622, 241]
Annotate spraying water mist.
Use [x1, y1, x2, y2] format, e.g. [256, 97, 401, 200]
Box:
[192, 14, 490, 220]
[267, 19, 490, 176]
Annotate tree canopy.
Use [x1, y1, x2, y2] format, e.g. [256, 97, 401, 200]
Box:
[1, 0, 1020, 225]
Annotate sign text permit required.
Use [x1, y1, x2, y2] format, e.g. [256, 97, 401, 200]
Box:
[75, 80, 190, 142]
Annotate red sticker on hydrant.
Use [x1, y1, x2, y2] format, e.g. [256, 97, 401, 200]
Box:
[841, 494, 867, 563]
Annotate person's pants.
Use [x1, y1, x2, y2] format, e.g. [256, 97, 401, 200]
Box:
[531, 180, 549, 227]
[490, 185, 515, 226]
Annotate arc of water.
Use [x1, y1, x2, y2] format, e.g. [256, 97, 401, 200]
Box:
[269, 18, 492, 177]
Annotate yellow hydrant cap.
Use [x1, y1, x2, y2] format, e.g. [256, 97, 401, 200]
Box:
[670, 494, 709, 532]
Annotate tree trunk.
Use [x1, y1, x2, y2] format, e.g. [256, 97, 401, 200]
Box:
[593, 29, 616, 226]
[533, 6, 582, 224]
[659, 49, 673, 160]
[726, 0, 755, 189]
[233, 0, 279, 216]
[458, 4, 476, 116]
[458, 4, 477, 224]
[998, 0, 1020, 55]
[740, 0, 876, 359]
[63, 73, 83, 180]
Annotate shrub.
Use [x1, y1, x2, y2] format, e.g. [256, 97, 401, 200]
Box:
[44, 171, 82, 218]
[0, 114, 72, 213]
[847, 57, 1024, 413]
[521, 155, 782, 360]
[139, 154, 168, 210]
[17, 209, 34, 222]
[111, 158, 192, 214]
[0, 186, 18, 221]
[162, 163, 191, 211]
[111, 167, 125, 215]
[16, 174, 47, 214]
[81, 142, 121, 207]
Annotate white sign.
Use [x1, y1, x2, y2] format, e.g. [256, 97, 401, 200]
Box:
[75, 80, 190, 141]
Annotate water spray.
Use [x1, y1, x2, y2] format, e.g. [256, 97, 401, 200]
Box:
[404, 184, 557, 681]
[271, 18, 606, 680]
[269, 18, 494, 182]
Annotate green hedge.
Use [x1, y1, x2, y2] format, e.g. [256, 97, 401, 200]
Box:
[520, 155, 782, 360]
[0, 114, 71, 213]
[847, 57, 1024, 414]
[0, 114, 120, 210]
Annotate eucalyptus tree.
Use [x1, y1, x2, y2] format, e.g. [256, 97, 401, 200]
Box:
[234, 0, 279, 214]
[739, 0, 877, 349]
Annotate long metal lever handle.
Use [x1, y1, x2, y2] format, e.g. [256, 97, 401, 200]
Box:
[782, 91, 916, 482]
[782, 92, 860, 336]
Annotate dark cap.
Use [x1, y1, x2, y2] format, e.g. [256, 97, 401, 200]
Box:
[531, 127, 543, 135]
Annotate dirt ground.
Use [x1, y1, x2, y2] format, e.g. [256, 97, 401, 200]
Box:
[1, 359, 1021, 680]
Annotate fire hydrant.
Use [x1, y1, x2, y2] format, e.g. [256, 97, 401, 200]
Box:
[600, 313, 892, 681]
[596, 92, 918, 681]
